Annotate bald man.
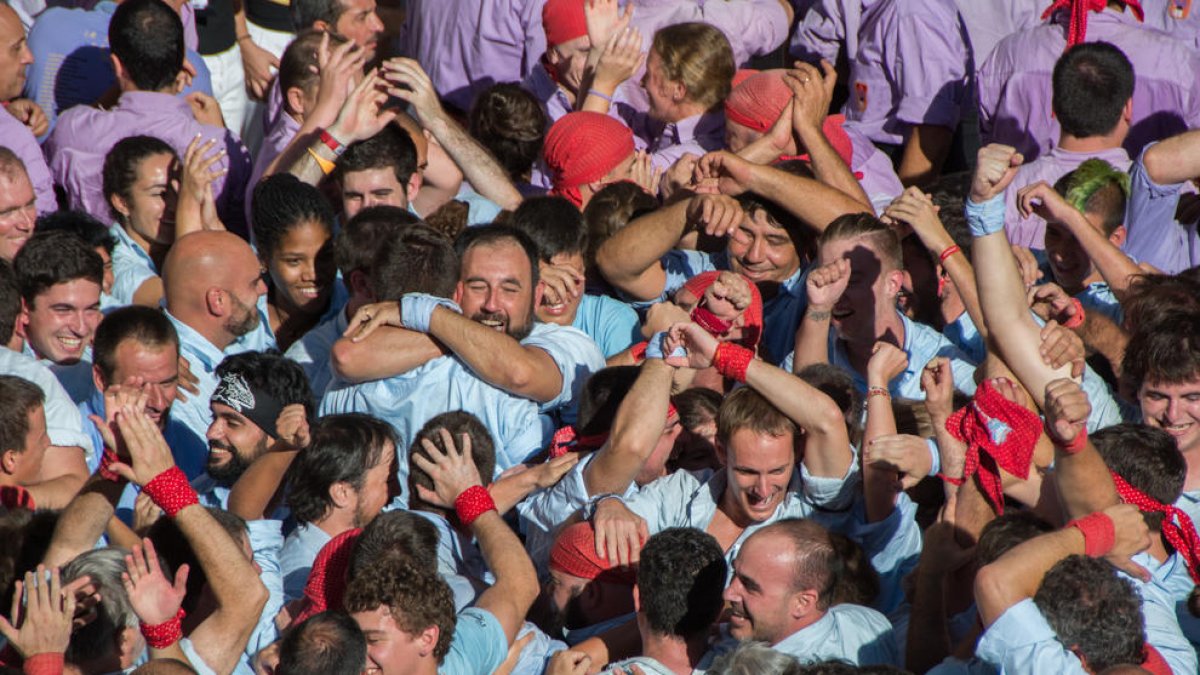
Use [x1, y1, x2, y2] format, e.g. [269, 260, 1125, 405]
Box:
[162, 231, 270, 476]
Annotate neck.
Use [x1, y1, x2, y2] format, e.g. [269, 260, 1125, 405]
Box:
[718, 488, 756, 530]
[315, 510, 357, 538]
[173, 308, 235, 352]
[268, 290, 323, 347]
[1058, 132, 1124, 154]
[658, 100, 706, 125]
[773, 610, 828, 647]
[121, 222, 169, 267]
[639, 628, 709, 674]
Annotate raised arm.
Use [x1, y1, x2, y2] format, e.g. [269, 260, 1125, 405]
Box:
[332, 302, 446, 383]
[862, 342, 909, 523]
[785, 61, 872, 210]
[227, 405, 309, 521]
[412, 431, 538, 646]
[791, 258, 848, 373]
[1042, 379, 1118, 520]
[584, 358, 676, 495]
[1142, 128, 1200, 185]
[969, 144, 1072, 409]
[381, 58, 522, 211]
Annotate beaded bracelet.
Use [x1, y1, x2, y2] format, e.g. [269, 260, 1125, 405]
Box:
[454, 485, 496, 527]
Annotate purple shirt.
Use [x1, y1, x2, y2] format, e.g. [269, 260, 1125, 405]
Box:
[845, 123, 904, 213]
[621, 109, 726, 171]
[0, 106, 56, 215]
[791, 0, 862, 64]
[1141, 0, 1200, 48]
[44, 90, 252, 230]
[978, 9, 1200, 163]
[630, 0, 790, 68]
[399, 0, 547, 114]
[842, 0, 971, 147]
[246, 107, 300, 222]
[951, 0, 1042, 64]
[1003, 145, 1132, 249]
[1123, 143, 1200, 274]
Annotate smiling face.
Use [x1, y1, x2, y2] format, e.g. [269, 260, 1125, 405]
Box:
[0, 170, 36, 261]
[727, 209, 801, 290]
[455, 240, 538, 340]
[721, 428, 795, 524]
[1044, 212, 1121, 294]
[115, 152, 179, 249]
[265, 219, 336, 318]
[23, 278, 103, 364]
[817, 234, 901, 345]
[353, 605, 437, 675]
[205, 402, 270, 484]
[1139, 378, 1200, 456]
[723, 530, 800, 644]
[340, 167, 409, 219]
[536, 251, 585, 325]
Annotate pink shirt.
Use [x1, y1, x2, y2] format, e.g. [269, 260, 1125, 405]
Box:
[978, 9, 1200, 163]
[1002, 145, 1132, 249]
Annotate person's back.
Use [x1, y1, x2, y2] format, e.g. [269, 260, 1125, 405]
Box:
[978, 3, 1200, 162]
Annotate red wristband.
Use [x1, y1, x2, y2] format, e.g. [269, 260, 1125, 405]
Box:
[1048, 423, 1088, 455]
[0, 485, 34, 511]
[143, 467, 199, 518]
[22, 652, 65, 675]
[691, 306, 732, 337]
[140, 608, 185, 649]
[98, 448, 122, 483]
[1068, 511, 1116, 557]
[1061, 298, 1086, 329]
[454, 485, 496, 527]
[318, 129, 345, 157]
[937, 472, 965, 486]
[629, 341, 648, 364]
[938, 244, 961, 264]
[712, 342, 753, 383]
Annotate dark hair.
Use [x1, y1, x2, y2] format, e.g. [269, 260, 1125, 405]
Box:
[424, 200, 472, 240]
[408, 412, 497, 511]
[335, 206, 422, 279]
[278, 611, 366, 675]
[149, 507, 248, 614]
[0, 375, 44, 453]
[371, 224, 459, 301]
[736, 189, 806, 252]
[214, 351, 316, 421]
[455, 224, 541, 289]
[1052, 41, 1134, 139]
[673, 387, 723, 433]
[278, 30, 347, 115]
[1092, 423, 1186, 533]
[291, 0, 346, 32]
[1121, 273, 1200, 333]
[286, 413, 395, 524]
[768, 519, 842, 611]
[109, 0, 185, 92]
[102, 136, 177, 222]
[1033, 555, 1145, 671]
[509, 196, 587, 262]
[469, 83, 547, 180]
[1123, 314, 1200, 390]
[349, 509, 440, 577]
[13, 231, 103, 305]
[637, 527, 727, 638]
[576, 366, 641, 438]
[796, 363, 863, 438]
[976, 511, 1054, 566]
[0, 260, 21, 344]
[92, 305, 180, 385]
[36, 210, 116, 255]
[583, 181, 657, 269]
[334, 126, 419, 191]
[344, 558, 457, 662]
[252, 174, 336, 261]
[828, 531, 878, 607]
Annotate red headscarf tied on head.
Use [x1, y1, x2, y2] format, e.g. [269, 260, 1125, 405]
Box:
[680, 271, 763, 348]
[550, 521, 638, 584]
[1041, 0, 1144, 48]
[544, 112, 636, 208]
[1110, 471, 1200, 583]
[542, 0, 588, 48]
[945, 379, 1043, 514]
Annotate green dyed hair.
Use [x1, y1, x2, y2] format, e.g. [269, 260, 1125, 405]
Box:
[1052, 159, 1129, 236]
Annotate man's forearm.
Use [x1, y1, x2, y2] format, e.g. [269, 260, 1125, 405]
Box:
[792, 307, 832, 373]
[752, 164, 868, 233]
[471, 510, 538, 643]
[227, 450, 298, 521]
[1143, 129, 1200, 185]
[745, 360, 852, 478]
[795, 123, 872, 211]
[424, 114, 521, 211]
[26, 448, 88, 509]
[975, 527, 1081, 626]
[1079, 312, 1127, 378]
[595, 200, 689, 300]
[330, 327, 444, 382]
[585, 360, 674, 495]
[42, 475, 126, 568]
[427, 308, 562, 402]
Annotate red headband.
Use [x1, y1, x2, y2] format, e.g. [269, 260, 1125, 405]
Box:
[550, 521, 638, 584]
[945, 380, 1043, 514]
[1111, 472, 1200, 583]
[544, 112, 636, 208]
[1041, 0, 1144, 47]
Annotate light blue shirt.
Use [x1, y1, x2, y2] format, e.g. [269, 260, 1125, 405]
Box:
[831, 492, 923, 622]
[633, 249, 808, 366]
[772, 603, 899, 667]
[1174, 490, 1200, 649]
[440, 607, 509, 675]
[411, 510, 492, 611]
[522, 322, 606, 434]
[21, 341, 96, 405]
[283, 307, 349, 404]
[1075, 281, 1123, 326]
[831, 312, 978, 399]
[109, 224, 158, 308]
[571, 293, 640, 359]
[1126, 550, 1200, 671]
[279, 522, 331, 603]
[0, 347, 89, 449]
[320, 354, 544, 507]
[163, 312, 228, 480]
[976, 599, 1088, 674]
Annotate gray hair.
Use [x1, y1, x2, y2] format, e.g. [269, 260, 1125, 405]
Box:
[707, 641, 804, 675]
[62, 547, 138, 663]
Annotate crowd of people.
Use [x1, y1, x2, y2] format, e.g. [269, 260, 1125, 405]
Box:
[0, 0, 1198, 672]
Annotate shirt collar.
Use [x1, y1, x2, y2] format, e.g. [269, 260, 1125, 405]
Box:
[165, 310, 226, 374]
[116, 90, 193, 117]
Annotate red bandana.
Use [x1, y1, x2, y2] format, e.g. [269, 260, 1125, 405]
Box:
[945, 380, 1043, 514]
[294, 528, 362, 624]
[1111, 472, 1200, 583]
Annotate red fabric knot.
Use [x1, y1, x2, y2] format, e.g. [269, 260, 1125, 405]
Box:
[550, 521, 637, 584]
[98, 447, 122, 483]
[681, 271, 764, 348]
[1068, 511, 1116, 557]
[454, 485, 496, 527]
[140, 608, 186, 649]
[1041, 0, 1144, 47]
[1111, 472, 1200, 583]
[142, 467, 199, 519]
[1142, 644, 1173, 675]
[945, 379, 1043, 514]
[712, 343, 753, 383]
[549, 425, 609, 458]
[542, 0, 588, 48]
[691, 306, 732, 337]
[295, 528, 362, 624]
[0, 485, 34, 511]
[1062, 297, 1086, 329]
[544, 112, 635, 208]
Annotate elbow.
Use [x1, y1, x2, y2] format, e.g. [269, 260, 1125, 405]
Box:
[973, 563, 1015, 624]
[329, 339, 360, 382]
[1142, 143, 1170, 184]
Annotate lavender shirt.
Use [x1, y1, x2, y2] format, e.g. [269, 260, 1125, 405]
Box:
[1123, 143, 1200, 274]
[791, 0, 862, 64]
[951, 0, 1042, 64]
[845, 123, 904, 213]
[398, 0, 547, 114]
[44, 90, 252, 231]
[842, 0, 971, 147]
[620, 108, 726, 171]
[1141, 0, 1200, 49]
[978, 10, 1200, 163]
[630, 0, 790, 68]
[1003, 145, 1132, 249]
[0, 106, 56, 215]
